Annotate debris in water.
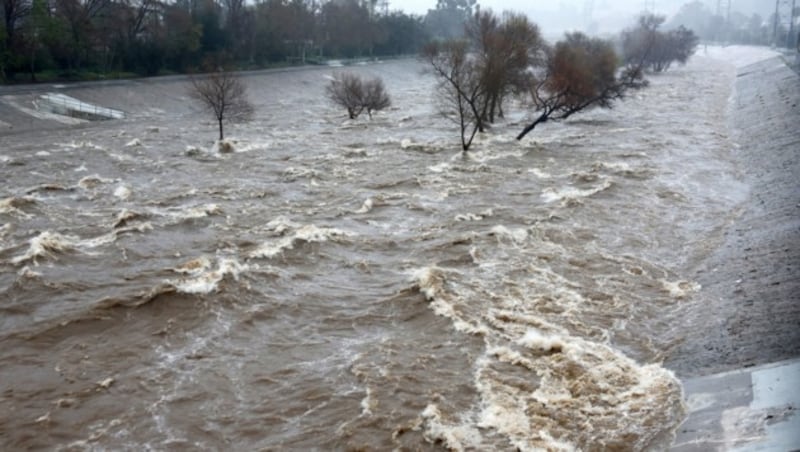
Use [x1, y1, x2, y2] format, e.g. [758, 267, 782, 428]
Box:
[97, 377, 115, 389]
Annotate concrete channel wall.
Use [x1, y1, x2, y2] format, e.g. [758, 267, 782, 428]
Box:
[671, 55, 800, 451]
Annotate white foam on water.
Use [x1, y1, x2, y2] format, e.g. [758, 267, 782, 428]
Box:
[11, 231, 79, 265]
[283, 166, 319, 181]
[125, 138, 142, 147]
[9, 222, 153, 265]
[528, 168, 552, 179]
[249, 222, 352, 259]
[113, 209, 147, 228]
[184, 145, 203, 157]
[473, 337, 685, 451]
[156, 203, 222, 222]
[411, 266, 447, 301]
[0, 196, 35, 217]
[212, 139, 236, 154]
[455, 208, 493, 222]
[517, 329, 565, 353]
[354, 198, 375, 214]
[96, 223, 154, 252]
[60, 140, 104, 151]
[169, 256, 250, 294]
[172, 256, 213, 274]
[401, 139, 443, 153]
[410, 266, 490, 336]
[660, 279, 701, 299]
[411, 255, 686, 450]
[541, 178, 613, 205]
[359, 387, 375, 417]
[593, 161, 654, 179]
[488, 225, 528, 244]
[17, 265, 42, 278]
[229, 140, 270, 154]
[428, 162, 451, 173]
[114, 185, 132, 200]
[78, 174, 115, 189]
[419, 404, 483, 451]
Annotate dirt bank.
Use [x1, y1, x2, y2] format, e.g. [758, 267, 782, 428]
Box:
[666, 54, 800, 377]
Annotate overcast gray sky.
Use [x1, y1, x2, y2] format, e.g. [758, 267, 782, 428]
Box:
[389, 0, 774, 35]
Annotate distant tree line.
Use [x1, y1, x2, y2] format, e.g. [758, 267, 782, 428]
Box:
[669, 0, 798, 48]
[0, 0, 438, 82]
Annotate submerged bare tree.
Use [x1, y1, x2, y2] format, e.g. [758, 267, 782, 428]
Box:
[422, 10, 544, 151]
[326, 72, 364, 119]
[422, 39, 485, 151]
[326, 72, 391, 119]
[467, 10, 545, 124]
[516, 32, 647, 140]
[622, 14, 699, 73]
[189, 68, 254, 140]
[362, 77, 391, 119]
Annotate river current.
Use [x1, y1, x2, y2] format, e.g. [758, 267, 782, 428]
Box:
[0, 50, 756, 450]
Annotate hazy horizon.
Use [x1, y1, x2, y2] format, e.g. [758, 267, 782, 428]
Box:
[389, 0, 776, 35]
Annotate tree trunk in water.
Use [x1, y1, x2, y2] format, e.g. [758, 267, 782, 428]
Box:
[218, 118, 224, 140]
[516, 112, 549, 141]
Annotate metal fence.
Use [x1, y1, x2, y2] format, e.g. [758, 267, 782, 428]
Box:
[39, 93, 125, 120]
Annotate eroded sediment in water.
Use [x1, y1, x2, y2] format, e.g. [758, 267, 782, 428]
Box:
[0, 47, 791, 450]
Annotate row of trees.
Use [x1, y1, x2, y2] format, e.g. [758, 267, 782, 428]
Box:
[421, 10, 696, 150]
[0, 0, 433, 82]
[622, 14, 698, 73]
[43, 6, 698, 148]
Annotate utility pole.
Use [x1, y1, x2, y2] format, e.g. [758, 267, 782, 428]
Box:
[775, 0, 781, 46]
[787, 0, 797, 49]
[774, 0, 798, 48]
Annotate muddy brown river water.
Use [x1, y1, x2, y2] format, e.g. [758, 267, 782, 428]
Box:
[0, 48, 789, 450]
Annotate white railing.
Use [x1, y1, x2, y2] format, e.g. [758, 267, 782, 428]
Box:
[39, 93, 125, 120]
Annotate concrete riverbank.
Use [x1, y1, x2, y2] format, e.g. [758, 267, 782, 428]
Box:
[670, 49, 800, 450]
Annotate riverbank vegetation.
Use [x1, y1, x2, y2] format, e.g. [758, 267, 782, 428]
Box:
[0, 0, 441, 82]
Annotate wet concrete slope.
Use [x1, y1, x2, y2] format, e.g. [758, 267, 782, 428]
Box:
[668, 55, 800, 377]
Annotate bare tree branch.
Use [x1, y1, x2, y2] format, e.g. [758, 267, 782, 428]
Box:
[189, 68, 254, 141]
[325, 72, 390, 120]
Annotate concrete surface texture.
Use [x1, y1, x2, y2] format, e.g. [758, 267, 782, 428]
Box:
[673, 359, 800, 451]
[666, 54, 800, 377]
[671, 50, 800, 451]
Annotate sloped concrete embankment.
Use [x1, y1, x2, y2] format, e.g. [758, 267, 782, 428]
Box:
[668, 56, 800, 377]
